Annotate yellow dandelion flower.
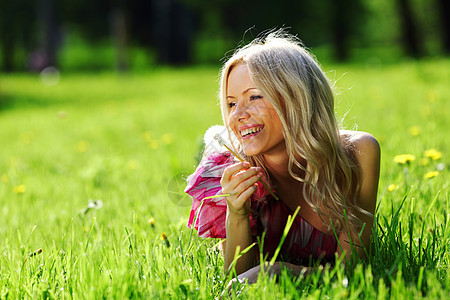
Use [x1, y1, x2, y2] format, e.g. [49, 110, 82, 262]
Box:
[162, 133, 173, 145]
[394, 154, 416, 164]
[408, 126, 420, 137]
[387, 184, 397, 192]
[127, 160, 139, 170]
[1, 174, 9, 183]
[142, 131, 153, 143]
[19, 132, 33, 144]
[160, 232, 170, 247]
[149, 140, 159, 149]
[76, 141, 88, 153]
[419, 158, 430, 166]
[13, 184, 26, 194]
[149, 218, 155, 228]
[423, 171, 439, 179]
[424, 149, 442, 160]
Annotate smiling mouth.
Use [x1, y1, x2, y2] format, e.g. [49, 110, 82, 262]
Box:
[240, 126, 264, 139]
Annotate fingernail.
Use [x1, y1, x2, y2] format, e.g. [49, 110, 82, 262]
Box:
[257, 172, 263, 178]
[243, 162, 250, 167]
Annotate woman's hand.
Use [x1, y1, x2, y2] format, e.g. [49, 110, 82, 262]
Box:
[220, 162, 263, 217]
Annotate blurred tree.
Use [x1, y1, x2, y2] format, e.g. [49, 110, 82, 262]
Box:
[127, 0, 154, 52]
[330, 0, 366, 61]
[396, 0, 423, 57]
[151, 0, 194, 64]
[61, 0, 110, 41]
[180, 0, 232, 63]
[111, 0, 130, 72]
[184, 0, 366, 62]
[219, 0, 315, 44]
[0, 1, 19, 72]
[38, 0, 63, 69]
[0, 0, 37, 72]
[437, 0, 450, 53]
[61, 0, 194, 66]
[1, 0, 447, 71]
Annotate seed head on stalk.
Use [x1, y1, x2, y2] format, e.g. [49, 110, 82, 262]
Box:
[22, 248, 43, 268]
[205, 125, 279, 201]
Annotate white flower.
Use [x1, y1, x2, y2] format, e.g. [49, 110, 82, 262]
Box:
[82, 199, 104, 215]
[203, 125, 238, 154]
[87, 199, 103, 209]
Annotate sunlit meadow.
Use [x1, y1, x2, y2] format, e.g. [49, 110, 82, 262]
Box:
[0, 58, 448, 298]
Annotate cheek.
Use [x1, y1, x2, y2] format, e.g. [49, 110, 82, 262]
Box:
[252, 103, 273, 119]
[227, 118, 240, 137]
[226, 114, 235, 127]
[268, 109, 282, 127]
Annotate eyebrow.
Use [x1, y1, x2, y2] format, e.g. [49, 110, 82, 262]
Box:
[226, 87, 258, 99]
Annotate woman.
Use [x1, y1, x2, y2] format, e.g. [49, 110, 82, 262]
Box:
[185, 31, 380, 282]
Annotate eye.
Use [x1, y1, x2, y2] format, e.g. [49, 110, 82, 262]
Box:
[227, 102, 236, 108]
[250, 95, 263, 101]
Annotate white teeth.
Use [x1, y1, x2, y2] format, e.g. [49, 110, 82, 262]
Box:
[240, 126, 262, 137]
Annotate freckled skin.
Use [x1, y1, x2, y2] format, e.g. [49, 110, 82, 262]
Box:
[226, 64, 285, 157]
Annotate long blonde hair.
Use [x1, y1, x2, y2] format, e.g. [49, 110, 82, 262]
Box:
[219, 31, 363, 234]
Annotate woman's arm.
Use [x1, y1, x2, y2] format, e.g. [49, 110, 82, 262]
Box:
[220, 162, 263, 274]
[338, 131, 381, 259]
[229, 262, 322, 286]
[222, 212, 254, 275]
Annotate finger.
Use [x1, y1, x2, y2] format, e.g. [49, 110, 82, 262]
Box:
[221, 170, 260, 197]
[232, 185, 257, 208]
[221, 162, 248, 192]
[227, 166, 262, 189]
[225, 183, 255, 206]
[227, 169, 262, 194]
[221, 162, 260, 192]
[222, 162, 250, 182]
[233, 173, 261, 196]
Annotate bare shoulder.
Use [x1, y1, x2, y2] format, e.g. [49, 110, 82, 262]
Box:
[337, 132, 380, 256]
[340, 130, 380, 212]
[340, 130, 381, 164]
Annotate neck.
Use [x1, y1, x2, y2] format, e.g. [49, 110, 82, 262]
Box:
[263, 150, 306, 185]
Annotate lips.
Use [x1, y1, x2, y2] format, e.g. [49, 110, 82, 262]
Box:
[239, 125, 264, 139]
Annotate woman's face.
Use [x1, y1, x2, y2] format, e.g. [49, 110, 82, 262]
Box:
[226, 64, 285, 157]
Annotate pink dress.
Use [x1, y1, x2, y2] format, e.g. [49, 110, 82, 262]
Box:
[185, 151, 337, 265]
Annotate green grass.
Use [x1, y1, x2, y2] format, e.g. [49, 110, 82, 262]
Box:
[0, 59, 448, 298]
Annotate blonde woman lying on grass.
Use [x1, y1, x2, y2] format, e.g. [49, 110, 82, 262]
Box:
[185, 30, 380, 284]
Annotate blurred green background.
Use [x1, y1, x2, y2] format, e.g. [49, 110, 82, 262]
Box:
[0, 1, 449, 298]
[0, 0, 448, 72]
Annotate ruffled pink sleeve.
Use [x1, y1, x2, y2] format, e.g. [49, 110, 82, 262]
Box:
[185, 151, 271, 239]
[185, 152, 235, 238]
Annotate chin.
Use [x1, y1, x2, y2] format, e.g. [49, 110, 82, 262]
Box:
[242, 146, 262, 157]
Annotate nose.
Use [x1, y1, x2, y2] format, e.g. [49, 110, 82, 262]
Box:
[231, 102, 250, 122]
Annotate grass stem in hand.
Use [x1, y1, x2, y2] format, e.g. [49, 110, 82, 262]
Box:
[214, 134, 279, 201]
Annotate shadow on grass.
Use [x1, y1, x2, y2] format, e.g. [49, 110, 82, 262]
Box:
[0, 92, 53, 111]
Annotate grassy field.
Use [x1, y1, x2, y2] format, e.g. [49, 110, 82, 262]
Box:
[0, 59, 448, 298]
